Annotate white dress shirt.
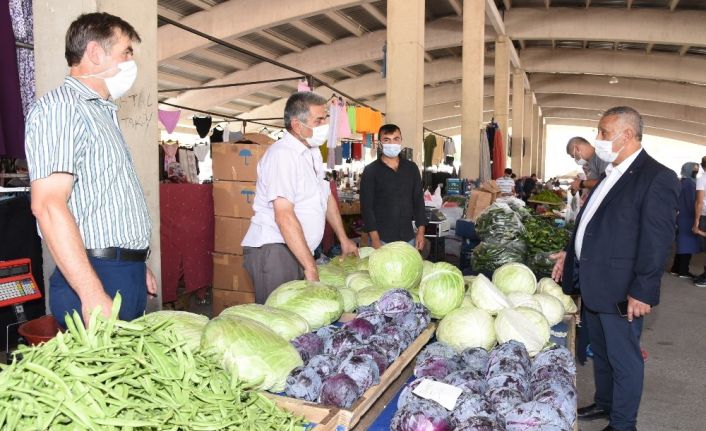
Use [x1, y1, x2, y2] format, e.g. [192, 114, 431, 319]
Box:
[575, 148, 643, 259]
[242, 131, 330, 253]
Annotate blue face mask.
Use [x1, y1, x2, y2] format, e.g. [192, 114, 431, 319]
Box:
[382, 143, 402, 158]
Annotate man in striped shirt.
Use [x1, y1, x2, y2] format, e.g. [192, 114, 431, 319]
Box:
[496, 168, 517, 196]
[25, 13, 154, 326]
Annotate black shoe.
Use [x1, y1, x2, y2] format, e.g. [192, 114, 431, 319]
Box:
[601, 426, 636, 431]
[679, 273, 696, 279]
[696, 279, 706, 288]
[577, 403, 610, 420]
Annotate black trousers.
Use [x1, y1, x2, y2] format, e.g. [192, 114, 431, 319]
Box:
[670, 253, 692, 276]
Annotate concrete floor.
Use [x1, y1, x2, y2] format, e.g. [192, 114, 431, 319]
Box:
[576, 257, 706, 431]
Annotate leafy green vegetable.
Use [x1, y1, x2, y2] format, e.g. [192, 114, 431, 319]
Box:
[419, 262, 465, 319]
[345, 271, 375, 292]
[522, 216, 570, 255]
[533, 293, 566, 326]
[537, 278, 578, 314]
[494, 307, 550, 357]
[337, 287, 358, 313]
[472, 240, 527, 274]
[220, 303, 310, 340]
[368, 241, 424, 290]
[469, 274, 511, 315]
[201, 315, 303, 392]
[492, 262, 537, 295]
[356, 284, 391, 307]
[265, 280, 344, 330]
[133, 310, 207, 352]
[475, 203, 525, 243]
[317, 263, 347, 288]
[529, 189, 565, 205]
[436, 306, 496, 352]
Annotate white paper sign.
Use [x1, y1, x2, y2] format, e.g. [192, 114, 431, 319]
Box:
[412, 379, 463, 411]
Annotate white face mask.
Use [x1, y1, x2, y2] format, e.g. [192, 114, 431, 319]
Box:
[576, 158, 588, 166]
[300, 123, 329, 147]
[594, 134, 624, 163]
[81, 60, 137, 99]
[382, 143, 402, 158]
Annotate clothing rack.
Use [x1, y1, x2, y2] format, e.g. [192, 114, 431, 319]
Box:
[423, 127, 452, 140]
[157, 76, 303, 93]
[157, 14, 384, 114]
[159, 101, 285, 130]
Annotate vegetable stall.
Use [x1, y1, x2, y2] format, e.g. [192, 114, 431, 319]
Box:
[0, 242, 578, 430]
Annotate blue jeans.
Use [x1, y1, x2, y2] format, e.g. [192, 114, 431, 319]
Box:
[50, 256, 147, 327]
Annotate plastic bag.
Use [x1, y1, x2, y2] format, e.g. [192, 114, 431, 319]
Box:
[471, 240, 527, 274]
[475, 203, 525, 243]
[525, 251, 556, 280]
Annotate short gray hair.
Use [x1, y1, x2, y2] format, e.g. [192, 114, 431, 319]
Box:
[566, 136, 590, 155]
[284, 92, 327, 131]
[602, 106, 643, 141]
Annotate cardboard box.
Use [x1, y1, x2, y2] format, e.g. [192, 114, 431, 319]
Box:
[214, 216, 250, 255]
[213, 181, 257, 218]
[212, 143, 263, 182]
[465, 190, 495, 221]
[213, 252, 254, 292]
[212, 289, 256, 315]
[339, 200, 361, 215]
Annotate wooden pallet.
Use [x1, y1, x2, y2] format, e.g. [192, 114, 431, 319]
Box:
[266, 323, 437, 430]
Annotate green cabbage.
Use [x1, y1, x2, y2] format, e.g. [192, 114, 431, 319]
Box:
[494, 306, 550, 357]
[507, 292, 542, 313]
[533, 293, 566, 326]
[492, 262, 537, 295]
[461, 294, 476, 309]
[265, 280, 343, 329]
[358, 247, 375, 259]
[419, 262, 465, 319]
[356, 284, 390, 307]
[334, 255, 361, 274]
[337, 288, 358, 313]
[134, 310, 207, 353]
[463, 275, 477, 291]
[469, 274, 511, 315]
[436, 307, 496, 351]
[356, 257, 369, 272]
[368, 241, 423, 290]
[317, 264, 347, 288]
[219, 304, 309, 340]
[345, 271, 375, 292]
[201, 315, 303, 392]
[537, 278, 578, 314]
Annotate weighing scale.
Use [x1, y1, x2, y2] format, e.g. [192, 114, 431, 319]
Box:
[0, 258, 42, 359]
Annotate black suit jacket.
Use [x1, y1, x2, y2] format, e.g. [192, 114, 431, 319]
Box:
[562, 150, 679, 313]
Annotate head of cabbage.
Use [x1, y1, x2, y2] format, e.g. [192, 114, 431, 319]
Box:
[419, 262, 465, 319]
[537, 278, 578, 314]
[317, 264, 347, 288]
[494, 306, 550, 357]
[219, 304, 309, 340]
[134, 310, 207, 353]
[337, 287, 358, 313]
[345, 271, 374, 292]
[469, 274, 511, 315]
[368, 242, 423, 290]
[436, 306, 496, 352]
[356, 284, 391, 307]
[265, 280, 343, 330]
[533, 293, 565, 326]
[201, 315, 303, 392]
[492, 262, 537, 295]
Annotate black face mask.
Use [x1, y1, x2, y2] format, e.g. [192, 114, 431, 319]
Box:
[693, 171, 699, 179]
[701, 161, 706, 170]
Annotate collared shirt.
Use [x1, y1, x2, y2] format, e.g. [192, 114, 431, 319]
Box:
[241, 131, 330, 253]
[25, 77, 151, 249]
[695, 174, 706, 216]
[575, 148, 643, 258]
[495, 176, 515, 195]
[585, 153, 610, 180]
[360, 157, 427, 243]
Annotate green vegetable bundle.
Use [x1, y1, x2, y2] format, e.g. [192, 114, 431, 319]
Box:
[0, 295, 305, 431]
[522, 216, 571, 256]
[471, 240, 527, 274]
[529, 189, 565, 205]
[475, 203, 525, 243]
[526, 251, 557, 279]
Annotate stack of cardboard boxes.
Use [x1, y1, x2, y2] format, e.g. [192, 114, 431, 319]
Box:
[211, 133, 274, 314]
[465, 180, 500, 221]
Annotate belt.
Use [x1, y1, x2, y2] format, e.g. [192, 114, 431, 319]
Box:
[86, 247, 149, 262]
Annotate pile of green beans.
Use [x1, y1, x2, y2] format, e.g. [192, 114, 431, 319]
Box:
[0, 295, 306, 430]
[522, 216, 570, 256]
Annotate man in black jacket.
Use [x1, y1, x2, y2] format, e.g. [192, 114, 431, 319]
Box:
[551, 107, 679, 431]
[360, 124, 427, 250]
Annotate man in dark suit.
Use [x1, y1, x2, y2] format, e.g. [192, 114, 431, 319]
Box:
[551, 106, 679, 431]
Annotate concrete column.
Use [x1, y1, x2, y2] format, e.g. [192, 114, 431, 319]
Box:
[521, 91, 534, 176]
[494, 36, 510, 168]
[531, 105, 540, 177]
[386, 0, 425, 165]
[510, 70, 525, 175]
[33, 0, 161, 310]
[540, 121, 548, 180]
[461, 0, 485, 179]
[536, 116, 544, 178]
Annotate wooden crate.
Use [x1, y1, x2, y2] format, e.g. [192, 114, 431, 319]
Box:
[267, 323, 437, 430]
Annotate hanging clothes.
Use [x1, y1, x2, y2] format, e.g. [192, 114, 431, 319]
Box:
[443, 138, 456, 157]
[326, 99, 339, 150]
[486, 123, 498, 161]
[423, 134, 436, 168]
[162, 141, 178, 172]
[433, 136, 444, 166]
[371, 110, 383, 134]
[179, 148, 199, 184]
[334, 146, 343, 165]
[491, 128, 506, 180]
[192, 116, 212, 139]
[364, 133, 374, 148]
[337, 102, 352, 138]
[0, 2, 25, 158]
[341, 141, 351, 160]
[9, 0, 34, 118]
[320, 144, 328, 162]
[352, 141, 362, 161]
[327, 145, 335, 169]
[347, 106, 357, 133]
[355, 107, 371, 134]
[479, 129, 492, 182]
[210, 126, 224, 143]
[158, 109, 180, 134]
[297, 79, 311, 92]
[193, 143, 209, 162]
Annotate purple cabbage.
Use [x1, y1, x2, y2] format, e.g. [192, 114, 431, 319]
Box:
[307, 354, 341, 378]
[350, 345, 389, 375]
[486, 386, 526, 417]
[416, 342, 457, 364]
[532, 380, 577, 425]
[443, 369, 488, 395]
[487, 374, 530, 400]
[530, 365, 574, 388]
[487, 341, 531, 377]
[290, 332, 324, 363]
[379, 323, 414, 350]
[531, 346, 576, 375]
[355, 308, 389, 330]
[504, 401, 570, 430]
[454, 416, 506, 431]
[315, 325, 339, 344]
[324, 329, 363, 356]
[414, 355, 460, 380]
[318, 373, 361, 408]
[338, 354, 380, 393]
[367, 334, 402, 363]
[392, 311, 429, 338]
[284, 366, 322, 401]
[451, 392, 497, 424]
[343, 318, 376, 340]
[390, 399, 455, 431]
[459, 347, 490, 374]
[376, 288, 415, 317]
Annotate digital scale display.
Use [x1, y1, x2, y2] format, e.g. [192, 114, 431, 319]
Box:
[0, 259, 41, 308]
